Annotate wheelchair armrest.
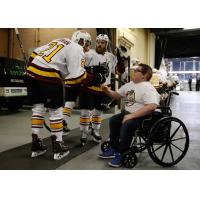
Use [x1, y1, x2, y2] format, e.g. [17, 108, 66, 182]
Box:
[157, 106, 170, 110]
[157, 106, 172, 116]
[141, 111, 163, 130]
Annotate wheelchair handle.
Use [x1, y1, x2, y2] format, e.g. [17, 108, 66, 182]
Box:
[165, 91, 179, 107]
[171, 91, 179, 95]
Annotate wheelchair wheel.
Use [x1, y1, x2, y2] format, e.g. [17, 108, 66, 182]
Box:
[101, 141, 110, 152]
[122, 151, 138, 168]
[147, 117, 189, 167]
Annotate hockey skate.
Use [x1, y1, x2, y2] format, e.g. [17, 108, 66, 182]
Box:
[31, 134, 47, 158]
[63, 120, 70, 136]
[91, 129, 102, 144]
[51, 135, 70, 160]
[80, 131, 88, 146]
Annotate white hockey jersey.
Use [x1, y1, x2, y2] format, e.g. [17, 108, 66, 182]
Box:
[26, 38, 86, 84]
[85, 49, 117, 89]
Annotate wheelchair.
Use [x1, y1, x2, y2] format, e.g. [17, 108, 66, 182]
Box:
[100, 91, 190, 168]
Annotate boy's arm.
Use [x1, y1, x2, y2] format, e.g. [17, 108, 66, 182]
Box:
[101, 84, 122, 100]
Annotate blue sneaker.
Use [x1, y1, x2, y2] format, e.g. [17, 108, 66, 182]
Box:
[98, 148, 116, 159]
[108, 153, 122, 167]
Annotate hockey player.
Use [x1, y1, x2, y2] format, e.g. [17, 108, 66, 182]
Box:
[79, 34, 125, 146]
[26, 35, 106, 160]
[63, 30, 92, 134]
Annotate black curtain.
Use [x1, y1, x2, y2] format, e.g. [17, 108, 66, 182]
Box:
[154, 36, 168, 69]
[165, 36, 200, 58]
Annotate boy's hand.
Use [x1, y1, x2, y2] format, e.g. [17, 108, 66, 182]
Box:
[100, 84, 109, 92]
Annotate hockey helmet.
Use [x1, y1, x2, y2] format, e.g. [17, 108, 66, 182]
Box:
[71, 30, 91, 47]
[96, 34, 109, 43]
[96, 34, 109, 47]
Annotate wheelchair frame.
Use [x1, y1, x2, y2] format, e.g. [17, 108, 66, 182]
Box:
[101, 91, 190, 168]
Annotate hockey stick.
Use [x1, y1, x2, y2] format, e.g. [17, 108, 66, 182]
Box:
[14, 28, 28, 65]
[111, 76, 126, 85]
[13, 29, 57, 135]
[15, 29, 53, 133]
[44, 120, 51, 132]
[127, 56, 131, 82]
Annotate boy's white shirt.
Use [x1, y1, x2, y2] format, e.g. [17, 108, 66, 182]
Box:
[118, 81, 160, 113]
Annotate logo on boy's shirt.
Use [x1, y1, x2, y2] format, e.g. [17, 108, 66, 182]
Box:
[124, 89, 135, 106]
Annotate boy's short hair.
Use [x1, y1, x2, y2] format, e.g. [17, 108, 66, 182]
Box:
[138, 63, 153, 81]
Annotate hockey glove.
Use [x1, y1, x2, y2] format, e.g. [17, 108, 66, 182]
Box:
[82, 72, 106, 87]
[91, 73, 106, 86]
[84, 62, 109, 77]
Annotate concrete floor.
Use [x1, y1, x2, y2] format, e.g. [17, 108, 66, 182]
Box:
[0, 91, 200, 170]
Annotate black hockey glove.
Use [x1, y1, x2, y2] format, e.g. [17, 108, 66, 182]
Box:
[91, 73, 106, 86]
[84, 62, 109, 77]
[82, 72, 106, 87]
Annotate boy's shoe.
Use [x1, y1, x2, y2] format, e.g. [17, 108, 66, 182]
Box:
[98, 148, 116, 159]
[31, 134, 47, 158]
[51, 135, 70, 160]
[91, 129, 102, 143]
[108, 153, 122, 168]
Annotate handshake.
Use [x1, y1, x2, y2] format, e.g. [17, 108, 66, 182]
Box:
[84, 62, 109, 77]
[84, 62, 110, 86]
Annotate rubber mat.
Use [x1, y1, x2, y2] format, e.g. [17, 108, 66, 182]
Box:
[0, 119, 109, 170]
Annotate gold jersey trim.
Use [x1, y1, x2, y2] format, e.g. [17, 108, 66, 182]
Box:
[87, 85, 111, 92]
[64, 72, 87, 85]
[31, 52, 37, 59]
[27, 66, 62, 79]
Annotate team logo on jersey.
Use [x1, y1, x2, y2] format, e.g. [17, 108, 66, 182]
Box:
[58, 39, 71, 46]
[81, 58, 86, 67]
[124, 89, 135, 106]
[105, 61, 110, 77]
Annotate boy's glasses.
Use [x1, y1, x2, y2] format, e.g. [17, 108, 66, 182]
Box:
[133, 68, 143, 73]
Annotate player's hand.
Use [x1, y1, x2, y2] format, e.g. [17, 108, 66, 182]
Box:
[100, 84, 109, 92]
